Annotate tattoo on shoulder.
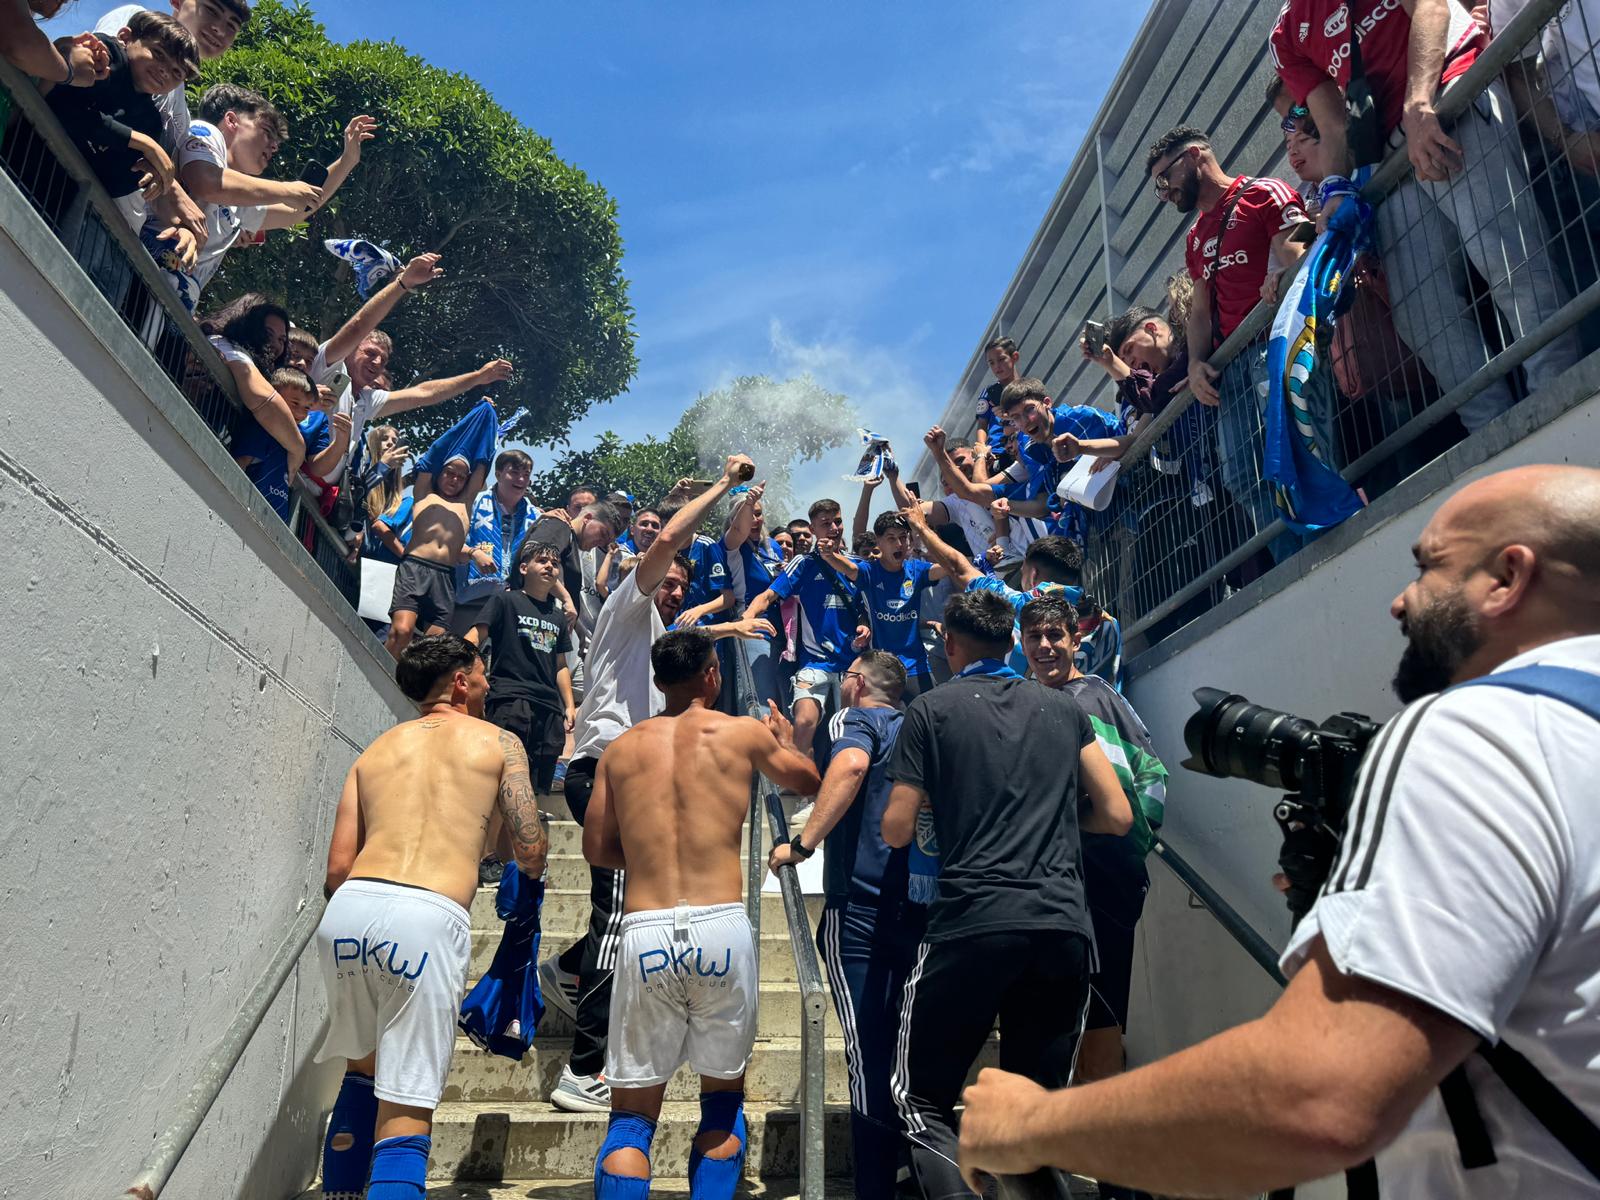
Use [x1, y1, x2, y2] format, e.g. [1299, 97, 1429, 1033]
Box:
[497, 730, 547, 869]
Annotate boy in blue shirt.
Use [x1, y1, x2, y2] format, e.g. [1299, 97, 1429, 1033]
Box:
[840, 484, 946, 699]
[743, 498, 866, 757]
[231, 367, 350, 521]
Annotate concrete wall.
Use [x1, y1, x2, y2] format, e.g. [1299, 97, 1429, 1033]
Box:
[0, 171, 411, 1199]
[913, 0, 1293, 489]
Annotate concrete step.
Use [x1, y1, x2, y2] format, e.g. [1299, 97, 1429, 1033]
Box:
[302, 1180, 857, 1198]
[426, 1100, 856, 1180]
[469, 927, 810, 986]
[469, 888, 824, 943]
[444, 1034, 1001, 1107]
[512, 981, 840, 1043]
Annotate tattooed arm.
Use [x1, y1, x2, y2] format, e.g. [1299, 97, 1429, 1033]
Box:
[497, 729, 549, 879]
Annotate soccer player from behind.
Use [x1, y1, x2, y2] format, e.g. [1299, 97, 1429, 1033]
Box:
[314, 635, 548, 1200]
[1020, 593, 1167, 1200]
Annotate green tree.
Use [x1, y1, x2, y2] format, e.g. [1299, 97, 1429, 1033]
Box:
[528, 427, 697, 512]
[198, 0, 635, 445]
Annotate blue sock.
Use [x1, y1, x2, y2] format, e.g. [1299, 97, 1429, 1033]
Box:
[688, 1092, 745, 1200]
[364, 1134, 429, 1199]
[594, 1111, 655, 1199]
[320, 1071, 377, 1200]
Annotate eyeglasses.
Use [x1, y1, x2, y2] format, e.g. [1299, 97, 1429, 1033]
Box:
[1151, 144, 1195, 199]
[843, 670, 867, 682]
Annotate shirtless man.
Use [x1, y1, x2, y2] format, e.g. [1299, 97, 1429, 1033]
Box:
[583, 628, 820, 1199]
[314, 635, 549, 1199]
[385, 453, 495, 658]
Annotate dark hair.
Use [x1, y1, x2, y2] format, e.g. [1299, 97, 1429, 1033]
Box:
[984, 336, 1018, 357]
[633, 506, 662, 524]
[943, 590, 1015, 654]
[517, 538, 562, 568]
[852, 649, 907, 702]
[808, 498, 841, 521]
[1024, 535, 1084, 585]
[1019, 592, 1081, 636]
[651, 628, 715, 688]
[664, 552, 694, 582]
[201, 292, 289, 373]
[852, 533, 877, 556]
[769, 526, 788, 539]
[786, 518, 811, 533]
[1106, 305, 1167, 357]
[873, 511, 910, 537]
[269, 365, 312, 398]
[198, 83, 286, 142]
[285, 326, 319, 357]
[124, 10, 200, 79]
[495, 448, 533, 474]
[998, 377, 1050, 411]
[395, 635, 481, 702]
[570, 484, 601, 504]
[1145, 124, 1210, 173]
[582, 500, 625, 536]
[1264, 74, 1285, 107]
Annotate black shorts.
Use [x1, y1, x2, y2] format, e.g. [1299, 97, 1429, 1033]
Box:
[389, 556, 457, 631]
[486, 695, 565, 792]
[1083, 842, 1150, 1032]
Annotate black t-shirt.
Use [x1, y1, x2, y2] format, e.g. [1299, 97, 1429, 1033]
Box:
[478, 590, 572, 707]
[519, 515, 583, 605]
[887, 671, 1097, 943]
[45, 36, 162, 199]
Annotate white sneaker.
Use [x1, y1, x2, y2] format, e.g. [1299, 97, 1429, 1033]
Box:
[550, 1064, 610, 1113]
[538, 956, 580, 1021]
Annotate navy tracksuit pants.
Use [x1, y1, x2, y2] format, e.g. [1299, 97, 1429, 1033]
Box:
[816, 898, 927, 1200]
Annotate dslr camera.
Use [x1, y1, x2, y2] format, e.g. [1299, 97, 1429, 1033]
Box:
[1182, 688, 1382, 922]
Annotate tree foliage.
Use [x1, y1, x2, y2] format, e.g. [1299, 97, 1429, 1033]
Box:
[198, 0, 635, 444]
[532, 374, 859, 523]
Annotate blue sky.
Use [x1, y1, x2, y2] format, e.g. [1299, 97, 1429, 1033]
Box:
[70, 1, 1152, 510]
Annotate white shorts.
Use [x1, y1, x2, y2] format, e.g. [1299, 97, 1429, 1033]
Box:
[313, 879, 471, 1109]
[792, 666, 841, 710]
[606, 903, 757, 1088]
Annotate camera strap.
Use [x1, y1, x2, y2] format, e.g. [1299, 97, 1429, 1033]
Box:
[812, 552, 872, 651]
[1206, 180, 1250, 352]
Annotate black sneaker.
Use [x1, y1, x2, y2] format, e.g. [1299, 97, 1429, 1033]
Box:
[478, 857, 505, 886]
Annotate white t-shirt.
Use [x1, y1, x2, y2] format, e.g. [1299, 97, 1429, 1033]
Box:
[570, 566, 666, 762]
[1492, 0, 1600, 129]
[1282, 634, 1600, 1199]
[307, 341, 390, 483]
[938, 493, 996, 563]
[207, 335, 253, 368]
[156, 120, 265, 305]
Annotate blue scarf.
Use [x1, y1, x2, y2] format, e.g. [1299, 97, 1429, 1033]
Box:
[957, 658, 1020, 680]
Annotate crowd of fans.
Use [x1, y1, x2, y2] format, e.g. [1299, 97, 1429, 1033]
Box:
[6, 2, 1600, 1198]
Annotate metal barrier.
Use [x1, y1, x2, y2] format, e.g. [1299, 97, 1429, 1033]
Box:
[1083, 0, 1596, 642]
[732, 640, 827, 1198]
[0, 56, 359, 603]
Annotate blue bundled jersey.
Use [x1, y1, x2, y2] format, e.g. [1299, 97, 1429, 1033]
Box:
[458, 865, 545, 1061]
[821, 706, 908, 906]
[859, 558, 936, 677]
[680, 533, 732, 625]
[768, 553, 863, 673]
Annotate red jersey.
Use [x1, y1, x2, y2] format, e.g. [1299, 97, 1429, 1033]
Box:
[1184, 175, 1306, 341]
[1270, 0, 1485, 136]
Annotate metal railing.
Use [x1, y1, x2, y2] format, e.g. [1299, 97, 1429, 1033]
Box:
[1082, 0, 1596, 643]
[0, 56, 358, 603]
[732, 640, 827, 1198]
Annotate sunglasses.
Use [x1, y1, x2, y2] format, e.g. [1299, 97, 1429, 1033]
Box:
[1281, 103, 1313, 134]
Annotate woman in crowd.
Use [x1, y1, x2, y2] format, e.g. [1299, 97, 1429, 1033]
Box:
[199, 291, 307, 479]
[361, 424, 414, 563]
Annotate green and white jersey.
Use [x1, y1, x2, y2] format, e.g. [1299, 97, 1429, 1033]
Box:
[1060, 674, 1168, 859]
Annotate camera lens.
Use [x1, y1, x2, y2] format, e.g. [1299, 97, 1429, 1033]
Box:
[1182, 687, 1320, 791]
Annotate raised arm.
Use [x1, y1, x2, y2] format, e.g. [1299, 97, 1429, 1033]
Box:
[582, 752, 626, 870]
[2, 17, 104, 88]
[320, 253, 443, 368]
[383, 359, 513, 419]
[496, 728, 549, 879]
[1079, 739, 1133, 835]
[904, 502, 980, 589]
[180, 158, 320, 211]
[304, 413, 352, 479]
[724, 480, 766, 551]
[636, 454, 752, 594]
[260, 114, 376, 230]
[926, 426, 995, 508]
[749, 702, 823, 796]
[323, 765, 363, 898]
[852, 476, 878, 544]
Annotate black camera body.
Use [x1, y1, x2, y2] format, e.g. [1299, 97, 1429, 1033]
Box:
[1182, 688, 1382, 922]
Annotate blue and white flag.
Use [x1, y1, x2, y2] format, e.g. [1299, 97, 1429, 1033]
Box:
[324, 237, 402, 298]
[1262, 183, 1367, 535]
[496, 407, 529, 442]
[843, 428, 895, 483]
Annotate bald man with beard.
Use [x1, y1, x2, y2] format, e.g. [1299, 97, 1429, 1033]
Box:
[957, 465, 1600, 1200]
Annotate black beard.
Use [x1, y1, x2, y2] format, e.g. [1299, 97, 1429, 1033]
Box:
[1173, 175, 1201, 214]
[1392, 589, 1484, 703]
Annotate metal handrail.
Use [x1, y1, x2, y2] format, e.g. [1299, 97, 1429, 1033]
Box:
[732, 640, 827, 1199]
[1116, 0, 1575, 640]
[121, 897, 326, 1199]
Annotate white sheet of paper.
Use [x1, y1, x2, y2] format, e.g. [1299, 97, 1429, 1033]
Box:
[357, 559, 398, 622]
[761, 843, 827, 895]
[1056, 455, 1122, 511]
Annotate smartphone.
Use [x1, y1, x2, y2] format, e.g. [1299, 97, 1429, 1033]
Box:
[1083, 319, 1108, 351]
[299, 161, 330, 187]
[323, 369, 350, 398]
[679, 479, 716, 498]
[905, 481, 922, 500]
